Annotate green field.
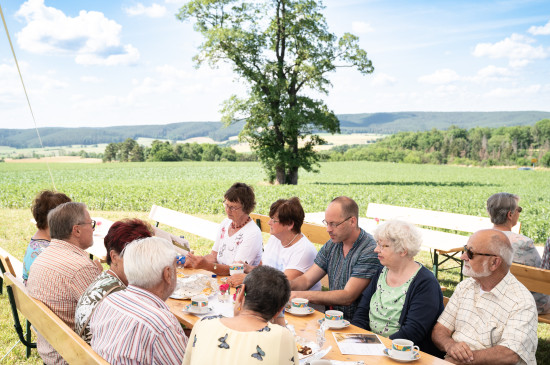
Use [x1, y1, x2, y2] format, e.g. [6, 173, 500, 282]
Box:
[1, 161, 549, 242]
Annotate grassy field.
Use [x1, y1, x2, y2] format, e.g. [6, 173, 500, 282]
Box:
[1, 161, 550, 363]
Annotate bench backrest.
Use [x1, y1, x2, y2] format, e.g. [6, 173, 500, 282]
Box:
[149, 204, 219, 242]
[4, 273, 108, 364]
[366, 203, 521, 234]
[510, 263, 550, 295]
[0, 246, 20, 277]
[250, 213, 329, 245]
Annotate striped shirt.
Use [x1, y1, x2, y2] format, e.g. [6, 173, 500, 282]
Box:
[314, 228, 381, 320]
[438, 272, 538, 365]
[26, 239, 102, 364]
[90, 285, 188, 365]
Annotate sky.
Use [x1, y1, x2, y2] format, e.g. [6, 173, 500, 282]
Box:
[0, 0, 549, 129]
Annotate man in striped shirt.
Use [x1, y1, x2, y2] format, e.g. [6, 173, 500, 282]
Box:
[90, 236, 188, 364]
[27, 202, 103, 364]
[290, 196, 381, 320]
[432, 229, 538, 365]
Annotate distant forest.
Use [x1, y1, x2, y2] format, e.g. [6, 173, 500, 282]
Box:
[322, 119, 550, 167]
[2, 111, 550, 149]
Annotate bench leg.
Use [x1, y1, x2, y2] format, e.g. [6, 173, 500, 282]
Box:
[0, 277, 3, 295]
[26, 320, 32, 358]
[433, 251, 439, 280]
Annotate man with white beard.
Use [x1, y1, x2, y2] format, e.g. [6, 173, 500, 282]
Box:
[432, 229, 537, 365]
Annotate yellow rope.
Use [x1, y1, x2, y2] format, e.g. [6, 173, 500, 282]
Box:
[0, 1, 56, 190]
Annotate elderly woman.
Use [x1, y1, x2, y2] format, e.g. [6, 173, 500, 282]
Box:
[185, 182, 263, 275]
[183, 266, 298, 365]
[487, 192, 550, 314]
[351, 220, 444, 357]
[22, 190, 72, 282]
[75, 218, 153, 343]
[227, 197, 320, 290]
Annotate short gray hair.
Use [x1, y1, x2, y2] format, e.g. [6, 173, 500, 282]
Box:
[487, 230, 514, 266]
[374, 220, 422, 258]
[331, 196, 359, 220]
[487, 193, 519, 225]
[122, 237, 177, 290]
[47, 202, 87, 240]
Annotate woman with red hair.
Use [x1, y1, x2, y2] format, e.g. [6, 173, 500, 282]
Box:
[75, 218, 153, 343]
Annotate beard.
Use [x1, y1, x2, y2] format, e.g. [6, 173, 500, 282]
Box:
[463, 260, 491, 278]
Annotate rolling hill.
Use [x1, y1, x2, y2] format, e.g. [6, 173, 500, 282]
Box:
[1, 111, 549, 148]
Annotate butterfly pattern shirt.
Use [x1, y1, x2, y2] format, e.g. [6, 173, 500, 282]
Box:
[182, 317, 298, 365]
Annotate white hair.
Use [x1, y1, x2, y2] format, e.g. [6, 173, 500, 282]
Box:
[374, 219, 422, 258]
[122, 237, 176, 289]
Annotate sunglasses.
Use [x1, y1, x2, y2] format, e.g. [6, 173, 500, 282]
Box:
[463, 245, 496, 260]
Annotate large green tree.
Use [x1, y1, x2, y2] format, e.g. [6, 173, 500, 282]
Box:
[177, 0, 373, 184]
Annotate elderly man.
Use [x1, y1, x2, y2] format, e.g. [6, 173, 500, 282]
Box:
[26, 202, 102, 364]
[290, 196, 381, 320]
[432, 229, 538, 365]
[90, 237, 188, 364]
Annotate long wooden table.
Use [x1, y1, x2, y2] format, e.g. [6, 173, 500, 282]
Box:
[167, 269, 450, 364]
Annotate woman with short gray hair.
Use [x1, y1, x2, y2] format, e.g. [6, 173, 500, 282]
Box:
[182, 266, 298, 365]
[352, 220, 444, 357]
[487, 192, 550, 314]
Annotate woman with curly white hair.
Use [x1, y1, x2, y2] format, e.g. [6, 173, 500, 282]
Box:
[351, 220, 444, 357]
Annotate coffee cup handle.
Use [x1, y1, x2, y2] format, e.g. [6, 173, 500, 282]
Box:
[413, 345, 420, 354]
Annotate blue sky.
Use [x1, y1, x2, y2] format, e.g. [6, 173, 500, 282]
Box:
[0, 0, 549, 129]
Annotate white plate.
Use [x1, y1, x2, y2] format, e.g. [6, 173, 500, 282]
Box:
[296, 341, 320, 360]
[286, 306, 315, 316]
[383, 348, 421, 362]
[183, 304, 214, 315]
[317, 318, 350, 329]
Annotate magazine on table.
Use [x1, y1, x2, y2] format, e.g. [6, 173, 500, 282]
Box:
[332, 332, 386, 356]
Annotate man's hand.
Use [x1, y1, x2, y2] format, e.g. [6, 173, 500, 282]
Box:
[446, 341, 474, 364]
[226, 273, 246, 287]
[184, 252, 206, 269]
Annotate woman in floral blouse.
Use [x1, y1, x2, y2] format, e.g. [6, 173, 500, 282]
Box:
[74, 218, 153, 343]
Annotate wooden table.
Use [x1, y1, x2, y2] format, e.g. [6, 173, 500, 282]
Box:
[167, 269, 450, 364]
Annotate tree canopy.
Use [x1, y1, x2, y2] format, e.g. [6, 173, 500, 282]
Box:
[177, 0, 373, 184]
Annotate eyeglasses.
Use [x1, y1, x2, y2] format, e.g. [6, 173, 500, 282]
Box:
[516, 206, 523, 213]
[376, 241, 391, 249]
[322, 216, 352, 228]
[77, 220, 96, 230]
[235, 284, 246, 296]
[223, 201, 242, 212]
[269, 218, 280, 223]
[462, 245, 496, 260]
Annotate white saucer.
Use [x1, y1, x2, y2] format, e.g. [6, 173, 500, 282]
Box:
[383, 348, 420, 362]
[317, 318, 350, 329]
[183, 304, 213, 315]
[286, 306, 315, 316]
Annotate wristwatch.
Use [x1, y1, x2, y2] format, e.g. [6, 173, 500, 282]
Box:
[213, 263, 217, 271]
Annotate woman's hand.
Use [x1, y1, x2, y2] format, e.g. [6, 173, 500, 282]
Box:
[226, 273, 246, 287]
[185, 252, 206, 269]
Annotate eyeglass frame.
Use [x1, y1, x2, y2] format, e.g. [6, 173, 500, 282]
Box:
[223, 200, 242, 212]
[462, 245, 496, 260]
[515, 206, 523, 213]
[375, 241, 391, 250]
[322, 216, 352, 228]
[235, 284, 246, 297]
[77, 219, 96, 230]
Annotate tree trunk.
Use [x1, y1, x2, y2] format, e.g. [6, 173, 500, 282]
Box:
[276, 166, 285, 185]
[287, 167, 298, 185]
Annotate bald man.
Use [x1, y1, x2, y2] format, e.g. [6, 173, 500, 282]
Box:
[432, 229, 537, 365]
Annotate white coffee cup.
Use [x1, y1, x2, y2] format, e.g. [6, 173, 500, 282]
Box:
[290, 298, 309, 313]
[324, 309, 344, 327]
[390, 339, 419, 360]
[190, 294, 209, 313]
[229, 263, 244, 275]
[309, 360, 331, 365]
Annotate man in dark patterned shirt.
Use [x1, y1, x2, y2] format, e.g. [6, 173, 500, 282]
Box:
[290, 196, 381, 320]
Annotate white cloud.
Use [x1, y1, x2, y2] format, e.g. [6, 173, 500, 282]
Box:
[418, 69, 460, 84]
[15, 0, 139, 66]
[467, 65, 511, 83]
[351, 21, 373, 34]
[485, 85, 541, 98]
[80, 76, 103, 83]
[528, 20, 550, 35]
[125, 3, 167, 18]
[371, 73, 396, 86]
[472, 33, 546, 67]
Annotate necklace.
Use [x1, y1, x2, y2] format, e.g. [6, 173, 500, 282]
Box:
[282, 233, 300, 248]
[231, 216, 251, 230]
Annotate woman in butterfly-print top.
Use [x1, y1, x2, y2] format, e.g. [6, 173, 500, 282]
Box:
[182, 266, 298, 365]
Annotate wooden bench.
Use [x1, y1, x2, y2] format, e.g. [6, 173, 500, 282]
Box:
[149, 204, 219, 247]
[4, 273, 108, 364]
[510, 262, 550, 324]
[250, 213, 330, 289]
[365, 203, 521, 280]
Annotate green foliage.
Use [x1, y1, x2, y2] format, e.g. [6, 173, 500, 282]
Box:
[177, 0, 373, 184]
[541, 151, 550, 167]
